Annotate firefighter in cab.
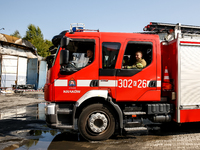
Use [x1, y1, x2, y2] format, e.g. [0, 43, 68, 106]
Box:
[124, 51, 147, 69]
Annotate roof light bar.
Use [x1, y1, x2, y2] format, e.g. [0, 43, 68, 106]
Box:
[70, 23, 85, 32]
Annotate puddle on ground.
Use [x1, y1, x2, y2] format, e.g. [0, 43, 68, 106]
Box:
[16, 130, 60, 150]
[6, 124, 200, 150]
[0, 102, 47, 120]
[14, 130, 172, 150]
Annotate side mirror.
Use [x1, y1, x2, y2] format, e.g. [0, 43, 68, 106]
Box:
[48, 46, 57, 54]
[60, 50, 69, 65]
[60, 37, 70, 48]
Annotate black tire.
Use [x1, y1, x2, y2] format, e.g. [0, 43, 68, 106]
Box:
[78, 103, 115, 141]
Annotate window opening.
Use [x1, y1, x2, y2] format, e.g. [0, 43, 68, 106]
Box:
[65, 40, 95, 69]
[122, 42, 152, 69]
[102, 42, 121, 69]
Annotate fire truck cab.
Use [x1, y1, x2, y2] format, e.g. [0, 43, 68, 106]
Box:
[45, 22, 200, 141]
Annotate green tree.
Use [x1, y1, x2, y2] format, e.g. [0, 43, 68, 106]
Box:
[10, 30, 21, 38]
[23, 24, 52, 57]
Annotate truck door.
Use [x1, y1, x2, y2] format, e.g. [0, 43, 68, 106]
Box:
[116, 40, 160, 102]
[99, 42, 121, 99]
[54, 38, 99, 102]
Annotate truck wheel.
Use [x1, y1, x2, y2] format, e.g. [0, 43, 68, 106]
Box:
[78, 103, 115, 141]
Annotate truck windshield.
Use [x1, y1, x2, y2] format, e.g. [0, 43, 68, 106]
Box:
[52, 46, 60, 66]
[46, 46, 60, 70]
[65, 39, 95, 69]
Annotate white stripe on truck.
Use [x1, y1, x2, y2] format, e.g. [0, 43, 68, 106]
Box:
[54, 79, 161, 87]
[77, 80, 92, 87]
[54, 79, 68, 86]
[99, 80, 117, 87]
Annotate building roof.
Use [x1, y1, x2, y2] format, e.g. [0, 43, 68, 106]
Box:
[0, 33, 37, 54]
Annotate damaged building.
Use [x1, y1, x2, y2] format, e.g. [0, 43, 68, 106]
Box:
[0, 33, 47, 90]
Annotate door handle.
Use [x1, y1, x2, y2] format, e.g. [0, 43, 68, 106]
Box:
[90, 80, 99, 87]
[148, 80, 157, 87]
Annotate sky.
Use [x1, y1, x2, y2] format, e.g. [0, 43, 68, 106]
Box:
[1, 0, 200, 40]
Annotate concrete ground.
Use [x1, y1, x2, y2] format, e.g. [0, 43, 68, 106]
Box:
[0, 91, 45, 111]
[0, 91, 47, 150]
[1, 92, 200, 149]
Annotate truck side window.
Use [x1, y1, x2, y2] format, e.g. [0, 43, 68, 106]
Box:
[122, 42, 152, 69]
[102, 42, 121, 69]
[66, 40, 95, 69]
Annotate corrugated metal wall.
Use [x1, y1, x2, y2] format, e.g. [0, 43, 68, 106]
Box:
[0, 56, 47, 89]
[180, 45, 200, 106]
[0, 55, 28, 88]
[1, 55, 18, 87]
[17, 57, 27, 85]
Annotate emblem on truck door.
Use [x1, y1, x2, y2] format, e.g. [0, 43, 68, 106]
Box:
[69, 78, 76, 87]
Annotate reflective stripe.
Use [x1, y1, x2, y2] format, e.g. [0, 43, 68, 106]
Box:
[147, 80, 150, 87]
[54, 79, 68, 86]
[99, 80, 117, 87]
[54, 79, 161, 87]
[165, 69, 168, 73]
[157, 81, 161, 87]
[77, 80, 92, 87]
[164, 76, 169, 80]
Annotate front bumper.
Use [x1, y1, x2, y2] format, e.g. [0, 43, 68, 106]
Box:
[45, 103, 74, 130]
[45, 103, 57, 128]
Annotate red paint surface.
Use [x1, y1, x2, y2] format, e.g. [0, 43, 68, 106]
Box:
[180, 109, 200, 123]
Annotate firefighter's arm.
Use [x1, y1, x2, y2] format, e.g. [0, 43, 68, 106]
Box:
[136, 63, 143, 69]
[126, 65, 137, 69]
[136, 59, 147, 69]
[125, 60, 147, 69]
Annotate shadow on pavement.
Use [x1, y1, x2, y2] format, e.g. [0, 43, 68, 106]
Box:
[0, 119, 46, 135]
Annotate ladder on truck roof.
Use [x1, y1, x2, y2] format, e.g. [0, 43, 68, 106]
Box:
[144, 22, 200, 34]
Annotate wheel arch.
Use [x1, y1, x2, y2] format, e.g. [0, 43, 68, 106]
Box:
[75, 97, 115, 118]
[73, 90, 123, 130]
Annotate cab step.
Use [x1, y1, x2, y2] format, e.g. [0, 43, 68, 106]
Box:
[125, 121, 142, 127]
[123, 111, 146, 115]
[124, 127, 147, 132]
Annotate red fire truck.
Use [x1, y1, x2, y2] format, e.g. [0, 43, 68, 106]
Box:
[44, 22, 200, 141]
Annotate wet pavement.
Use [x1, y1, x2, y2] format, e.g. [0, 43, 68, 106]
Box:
[4, 121, 200, 150]
[0, 92, 45, 111]
[0, 103, 46, 120]
[1, 93, 200, 149]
